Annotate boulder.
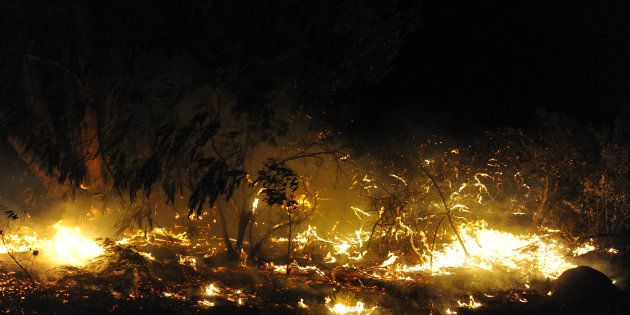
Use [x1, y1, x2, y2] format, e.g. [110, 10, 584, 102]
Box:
[552, 266, 619, 313]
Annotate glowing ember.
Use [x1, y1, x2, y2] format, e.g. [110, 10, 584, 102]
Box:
[197, 300, 215, 308]
[298, 298, 308, 309]
[178, 254, 197, 268]
[204, 283, 220, 296]
[138, 251, 156, 261]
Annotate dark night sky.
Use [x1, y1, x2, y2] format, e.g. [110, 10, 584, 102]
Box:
[348, 0, 630, 135]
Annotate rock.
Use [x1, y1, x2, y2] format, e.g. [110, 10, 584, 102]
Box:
[552, 266, 619, 313]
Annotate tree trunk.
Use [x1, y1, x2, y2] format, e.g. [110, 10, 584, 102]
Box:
[80, 106, 105, 190]
[12, 58, 67, 197]
[216, 202, 236, 257]
[533, 173, 550, 224]
[234, 207, 253, 252]
[217, 205, 236, 255]
[247, 215, 310, 263]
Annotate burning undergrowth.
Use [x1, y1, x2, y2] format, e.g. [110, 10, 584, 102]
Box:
[1, 199, 625, 314]
[1, 115, 630, 314]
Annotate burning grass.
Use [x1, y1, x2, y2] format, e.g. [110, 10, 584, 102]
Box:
[1, 215, 620, 314]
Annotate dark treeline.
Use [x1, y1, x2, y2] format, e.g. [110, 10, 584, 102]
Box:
[0, 0, 420, 204]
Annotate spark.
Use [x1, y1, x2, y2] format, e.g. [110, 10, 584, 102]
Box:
[350, 206, 370, 220]
[389, 173, 407, 186]
[205, 283, 220, 296]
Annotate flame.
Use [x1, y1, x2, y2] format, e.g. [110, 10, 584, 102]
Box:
[0, 222, 104, 267]
[380, 253, 398, 267]
[325, 297, 376, 315]
[334, 241, 352, 255]
[572, 242, 596, 256]
[205, 283, 220, 296]
[138, 251, 155, 261]
[178, 254, 197, 268]
[45, 222, 104, 266]
[0, 232, 40, 254]
[457, 295, 482, 309]
[403, 220, 575, 279]
[296, 194, 313, 209]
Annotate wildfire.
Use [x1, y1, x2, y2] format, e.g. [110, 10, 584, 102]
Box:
[1, 221, 104, 267]
[45, 222, 104, 266]
[403, 220, 576, 279]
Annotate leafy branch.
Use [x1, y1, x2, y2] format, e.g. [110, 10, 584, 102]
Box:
[1, 206, 36, 287]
